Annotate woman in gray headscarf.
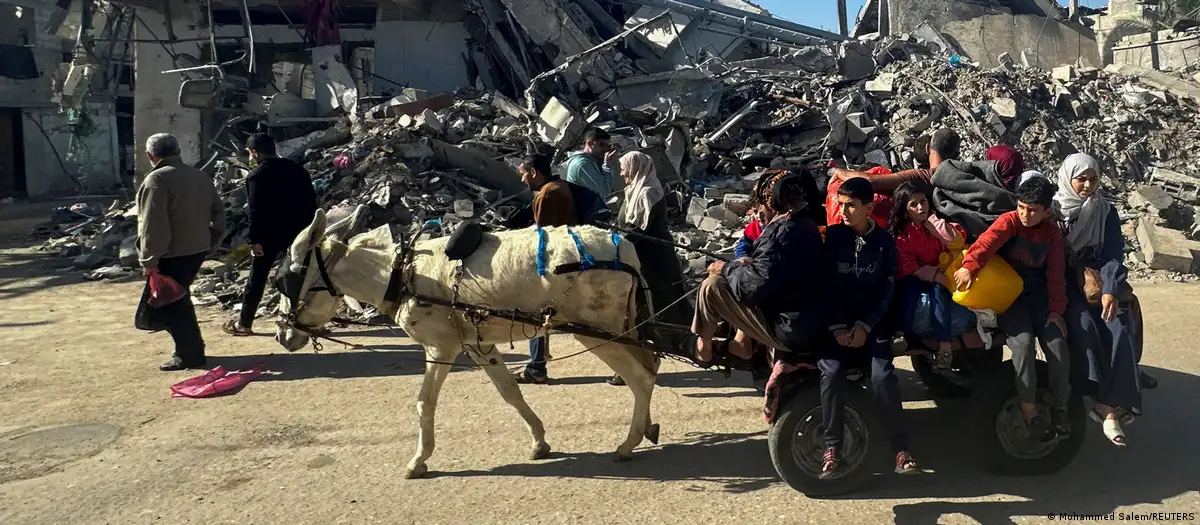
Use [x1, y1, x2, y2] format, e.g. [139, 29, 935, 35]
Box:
[1055, 153, 1141, 446]
[606, 152, 690, 386]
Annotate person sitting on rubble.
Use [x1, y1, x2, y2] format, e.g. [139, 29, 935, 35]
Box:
[985, 144, 1027, 191]
[1054, 153, 1142, 446]
[606, 151, 691, 387]
[888, 180, 970, 369]
[827, 128, 961, 195]
[821, 177, 922, 479]
[565, 127, 620, 199]
[689, 170, 827, 365]
[511, 152, 585, 384]
[953, 176, 1071, 442]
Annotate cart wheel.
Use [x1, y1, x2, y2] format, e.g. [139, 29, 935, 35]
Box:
[768, 382, 886, 497]
[969, 359, 1086, 475]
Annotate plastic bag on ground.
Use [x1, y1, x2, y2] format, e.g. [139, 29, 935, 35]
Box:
[170, 366, 264, 398]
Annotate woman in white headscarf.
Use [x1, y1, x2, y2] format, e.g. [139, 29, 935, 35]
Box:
[1055, 153, 1142, 447]
[607, 152, 689, 386]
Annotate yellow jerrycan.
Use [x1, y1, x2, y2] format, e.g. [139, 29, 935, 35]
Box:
[937, 237, 1024, 314]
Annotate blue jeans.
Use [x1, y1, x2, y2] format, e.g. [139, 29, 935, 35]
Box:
[526, 336, 548, 378]
[898, 277, 955, 342]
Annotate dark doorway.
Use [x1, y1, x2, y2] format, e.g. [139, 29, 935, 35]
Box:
[0, 108, 27, 197]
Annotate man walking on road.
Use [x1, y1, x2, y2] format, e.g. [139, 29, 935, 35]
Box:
[224, 133, 318, 336]
[135, 133, 226, 371]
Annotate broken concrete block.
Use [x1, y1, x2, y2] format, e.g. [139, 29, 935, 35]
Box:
[865, 73, 895, 96]
[687, 197, 710, 226]
[415, 109, 443, 134]
[200, 260, 230, 278]
[703, 187, 725, 199]
[536, 97, 582, 147]
[73, 251, 107, 269]
[191, 278, 218, 295]
[118, 236, 138, 267]
[696, 217, 722, 232]
[1128, 185, 1176, 217]
[1052, 65, 1074, 83]
[863, 150, 890, 168]
[687, 256, 710, 276]
[1136, 218, 1200, 273]
[723, 194, 751, 214]
[991, 97, 1018, 121]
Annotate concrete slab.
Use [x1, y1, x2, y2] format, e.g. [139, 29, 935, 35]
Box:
[1136, 217, 1200, 273]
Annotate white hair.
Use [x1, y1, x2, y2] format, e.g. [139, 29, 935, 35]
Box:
[146, 133, 181, 158]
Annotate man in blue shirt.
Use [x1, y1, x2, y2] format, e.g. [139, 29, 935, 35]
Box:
[565, 127, 619, 198]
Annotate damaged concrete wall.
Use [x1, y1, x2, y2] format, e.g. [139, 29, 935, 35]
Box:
[888, 0, 1100, 69]
[373, 21, 472, 95]
[132, 1, 204, 182]
[1112, 32, 1200, 71]
[0, 0, 65, 107]
[23, 103, 122, 196]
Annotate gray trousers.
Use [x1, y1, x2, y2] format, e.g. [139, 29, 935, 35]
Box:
[999, 286, 1071, 408]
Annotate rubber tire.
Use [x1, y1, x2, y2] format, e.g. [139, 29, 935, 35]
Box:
[911, 355, 971, 398]
[768, 382, 888, 497]
[968, 359, 1087, 476]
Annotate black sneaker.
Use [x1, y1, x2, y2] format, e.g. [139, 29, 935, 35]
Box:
[159, 356, 206, 371]
[1026, 415, 1055, 443]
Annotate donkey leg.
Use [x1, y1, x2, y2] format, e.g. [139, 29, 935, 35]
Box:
[405, 346, 455, 479]
[585, 339, 658, 461]
[467, 344, 551, 460]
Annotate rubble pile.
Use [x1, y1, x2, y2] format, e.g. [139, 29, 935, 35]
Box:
[34, 21, 1200, 320]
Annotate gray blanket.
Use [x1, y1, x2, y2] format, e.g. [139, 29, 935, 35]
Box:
[931, 159, 1018, 239]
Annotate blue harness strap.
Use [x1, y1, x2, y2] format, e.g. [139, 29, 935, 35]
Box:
[611, 232, 621, 267]
[568, 229, 595, 271]
[536, 227, 548, 277]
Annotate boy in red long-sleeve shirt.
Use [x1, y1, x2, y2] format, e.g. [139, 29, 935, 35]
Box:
[953, 177, 1070, 443]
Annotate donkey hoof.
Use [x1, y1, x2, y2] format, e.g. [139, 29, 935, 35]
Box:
[531, 442, 552, 460]
[612, 451, 634, 463]
[644, 424, 660, 445]
[404, 464, 429, 479]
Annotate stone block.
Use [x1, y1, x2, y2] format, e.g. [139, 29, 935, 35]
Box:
[686, 197, 710, 226]
[118, 236, 138, 267]
[865, 73, 895, 96]
[1128, 185, 1176, 217]
[696, 216, 722, 232]
[201, 260, 230, 277]
[723, 193, 751, 214]
[72, 251, 107, 269]
[1052, 65, 1074, 82]
[991, 97, 1018, 121]
[1136, 218, 1200, 273]
[703, 187, 725, 199]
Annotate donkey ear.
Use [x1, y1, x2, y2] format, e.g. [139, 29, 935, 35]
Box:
[309, 208, 328, 244]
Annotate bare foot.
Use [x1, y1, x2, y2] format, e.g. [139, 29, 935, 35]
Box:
[695, 336, 713, 363]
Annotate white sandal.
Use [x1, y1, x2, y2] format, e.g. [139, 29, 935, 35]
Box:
[1102, 419, 1127, 447]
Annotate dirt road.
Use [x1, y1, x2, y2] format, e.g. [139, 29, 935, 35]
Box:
[1, 223, 1198, 524]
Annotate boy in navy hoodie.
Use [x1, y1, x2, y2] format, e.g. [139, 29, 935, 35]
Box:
[820, 177, 921, 479]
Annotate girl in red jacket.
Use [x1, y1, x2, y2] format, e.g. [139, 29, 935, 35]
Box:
[889, 181, 967, 369]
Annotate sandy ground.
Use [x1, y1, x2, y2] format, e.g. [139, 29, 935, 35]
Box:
[1, 205, 1199, 525]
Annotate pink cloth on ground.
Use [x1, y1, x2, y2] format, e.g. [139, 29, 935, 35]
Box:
[170, 366, 264, 398]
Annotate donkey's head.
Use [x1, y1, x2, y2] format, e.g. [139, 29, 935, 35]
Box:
[273, 204, 369, 351]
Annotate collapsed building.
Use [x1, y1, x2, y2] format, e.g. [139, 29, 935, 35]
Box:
[27, 0, 1200, 322]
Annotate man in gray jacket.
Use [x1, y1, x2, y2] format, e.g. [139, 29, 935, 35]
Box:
[134, 133, 227, 371]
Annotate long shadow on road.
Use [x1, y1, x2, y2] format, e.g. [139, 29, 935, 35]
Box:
[429, 365, 1199, 517]
[214, 345, 531, 381]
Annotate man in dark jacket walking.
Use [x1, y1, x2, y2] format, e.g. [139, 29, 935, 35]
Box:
[135, 133, 227, 370]
[224, 133, 318, 336]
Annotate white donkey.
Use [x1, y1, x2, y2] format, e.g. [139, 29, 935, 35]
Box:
[274, 206, 662, 478]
